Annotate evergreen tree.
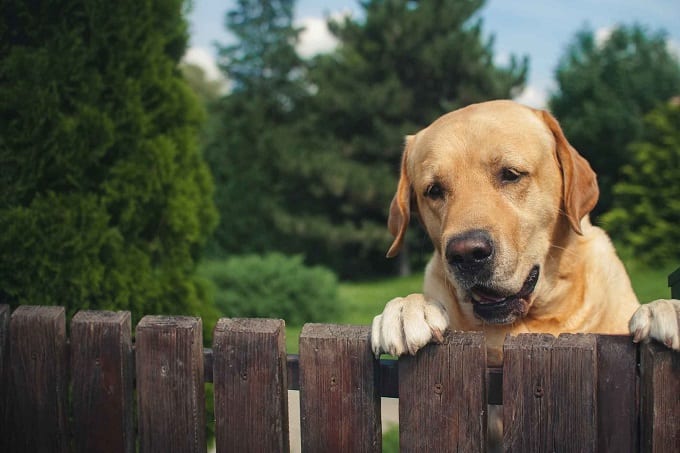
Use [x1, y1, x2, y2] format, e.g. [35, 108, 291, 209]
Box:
[0, 0, 218, 322]
[602, 100, 680, 266]
[550, 24, 680, 218]
[204, 0, 307, 256]
[299, 0, 528, 276]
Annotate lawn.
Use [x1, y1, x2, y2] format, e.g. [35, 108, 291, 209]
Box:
[285, 262, 676, 353]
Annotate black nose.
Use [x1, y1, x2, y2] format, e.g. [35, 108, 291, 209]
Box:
[446, 229, 494, 275]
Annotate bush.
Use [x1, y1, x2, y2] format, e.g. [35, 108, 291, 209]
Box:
[0, 0, 217, 324]
[199, 254, 342, 325]
[602, 101, 680, 266]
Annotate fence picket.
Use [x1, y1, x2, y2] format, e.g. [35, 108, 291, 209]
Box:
[503, 333, 555, 452]
[551, 334, 598, 452]
[0, 305, 9, 453]
[640, 341, 680, 452]
[136, 315, 206, 453]
[595, 334, 639, 452]
[399, 331, 487, 452]
[71, 310, 134, 453]
[213, 318, 289, 452]
[9, 306, 69, 453]
[299, 324, 381, 452]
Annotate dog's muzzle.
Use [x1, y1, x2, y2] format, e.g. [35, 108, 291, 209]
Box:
[469, 266, 540, 324]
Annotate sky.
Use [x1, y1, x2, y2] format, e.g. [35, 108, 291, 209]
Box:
[185, 0, 680, 108]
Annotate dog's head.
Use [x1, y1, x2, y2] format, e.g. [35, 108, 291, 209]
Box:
[387, 100, 598, 324]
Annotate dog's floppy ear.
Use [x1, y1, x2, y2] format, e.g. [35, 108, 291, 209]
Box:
[540, 110, 599, 234]
[386, 135, 415, 258]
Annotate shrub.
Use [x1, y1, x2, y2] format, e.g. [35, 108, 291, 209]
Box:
[0, 0, 217, 324]
[602, 101, 680, 266]
[199, 254, 342, 325]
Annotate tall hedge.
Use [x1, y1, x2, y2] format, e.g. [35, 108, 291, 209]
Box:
[0, 0, 217, 322]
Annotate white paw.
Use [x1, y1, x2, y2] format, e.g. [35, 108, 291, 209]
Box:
[370, 294, 449, 357]
[629, 299, 680, 350]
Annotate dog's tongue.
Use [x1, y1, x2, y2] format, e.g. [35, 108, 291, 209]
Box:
[471, 287, 507, 304]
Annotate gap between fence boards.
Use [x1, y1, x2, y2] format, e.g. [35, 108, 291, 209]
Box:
[202, 349, 504, 404]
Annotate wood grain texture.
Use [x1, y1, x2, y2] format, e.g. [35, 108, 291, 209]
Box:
[0, 305, 9, 453]
[551, 334, 598, 452]
[71, 310, 133, 453]
[213, 318, 289, 453]
[299, 323, 381, 453]
[399, 331, 487, 452]
[503, 333, 555, 453]
[595, 335, 639, 453]
[9, 305, 69, 453]
[640, 340, 680, 453]
[136, 316, 206, 453]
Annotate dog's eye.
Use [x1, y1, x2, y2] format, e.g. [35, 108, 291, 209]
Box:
[501, 168, 524, 183]
[424, 183, 445, 199]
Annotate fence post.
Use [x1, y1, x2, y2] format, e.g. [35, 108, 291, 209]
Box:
[503, 333, 555, 452]
[595, 335, 639, 452]
[71, 310, 134, 453]
[0, 305, 9, 453]
[640, 341, 680, 452]
[213, 318, 289, 452]
[136, 316, 206, 453]
[299, 324, 381, 452]
[9, 305, 69, 453]
[399, 331, 487, 452]
[551, 334, 599, 451]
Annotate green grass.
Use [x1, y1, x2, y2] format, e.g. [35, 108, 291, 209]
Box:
[284, 273, 423, 353]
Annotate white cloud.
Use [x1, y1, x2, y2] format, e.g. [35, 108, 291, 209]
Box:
[513, 85, 548, 109]
[182, 46, 225, 82]
[595, 26, 614, 47]
[667, 39, 680, 60]
[296, 16, 339, 58]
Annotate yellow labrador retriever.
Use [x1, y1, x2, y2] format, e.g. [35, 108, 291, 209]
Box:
[371, 100, 680, 365]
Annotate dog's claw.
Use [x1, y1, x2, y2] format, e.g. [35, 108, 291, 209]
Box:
[432, 328, 445, 344]
[632, 328, 643, 343]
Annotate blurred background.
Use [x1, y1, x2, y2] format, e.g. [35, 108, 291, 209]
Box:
[2, 0, 679, 364]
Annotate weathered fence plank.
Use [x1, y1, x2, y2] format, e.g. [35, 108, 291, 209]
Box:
[399, 331, 487, 452]
[0, 305, 9, 453]
[9, 305, 69, 453]
[213, 318, 289, 452]
[71, 310, 134, 453]
[640, 340, 680, 452]
[299, 324, 381, 452]
[503, 333, 555, 452]
[596, 335, 639, 452]
[551, 334, 598, 452]
[136, 316, 206, 453]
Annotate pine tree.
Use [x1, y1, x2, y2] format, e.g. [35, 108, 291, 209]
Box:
[602, 100, 680, 265]
[301, 0, 528, 276]
[0, 0, 218, 322]
[550, 24, 680, 217]
[204, 0, 307, 256]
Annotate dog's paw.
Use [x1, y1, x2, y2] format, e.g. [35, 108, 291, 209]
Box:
[370, 294, 449, 357]
[629, 299, 680, 350]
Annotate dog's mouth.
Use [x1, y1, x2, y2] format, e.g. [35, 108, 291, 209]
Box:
[469, 266, 540, 324]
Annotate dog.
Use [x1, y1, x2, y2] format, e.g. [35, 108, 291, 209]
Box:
[370, 100, 680, 366]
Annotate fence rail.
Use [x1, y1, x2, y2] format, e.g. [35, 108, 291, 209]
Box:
[0, 304, 678, 452]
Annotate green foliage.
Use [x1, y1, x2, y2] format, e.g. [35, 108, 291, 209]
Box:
[382, 426, 400, 453]
[0, 0, 218, 323]
[204, 0, 527, 278]
[199, 254, 342, 325]
[602, 102, 680, 267]
[289, 0, 528, 276]
[550, 24, 680, 217]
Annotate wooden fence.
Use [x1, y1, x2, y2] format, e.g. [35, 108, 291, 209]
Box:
[0, 304, 678, 452]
